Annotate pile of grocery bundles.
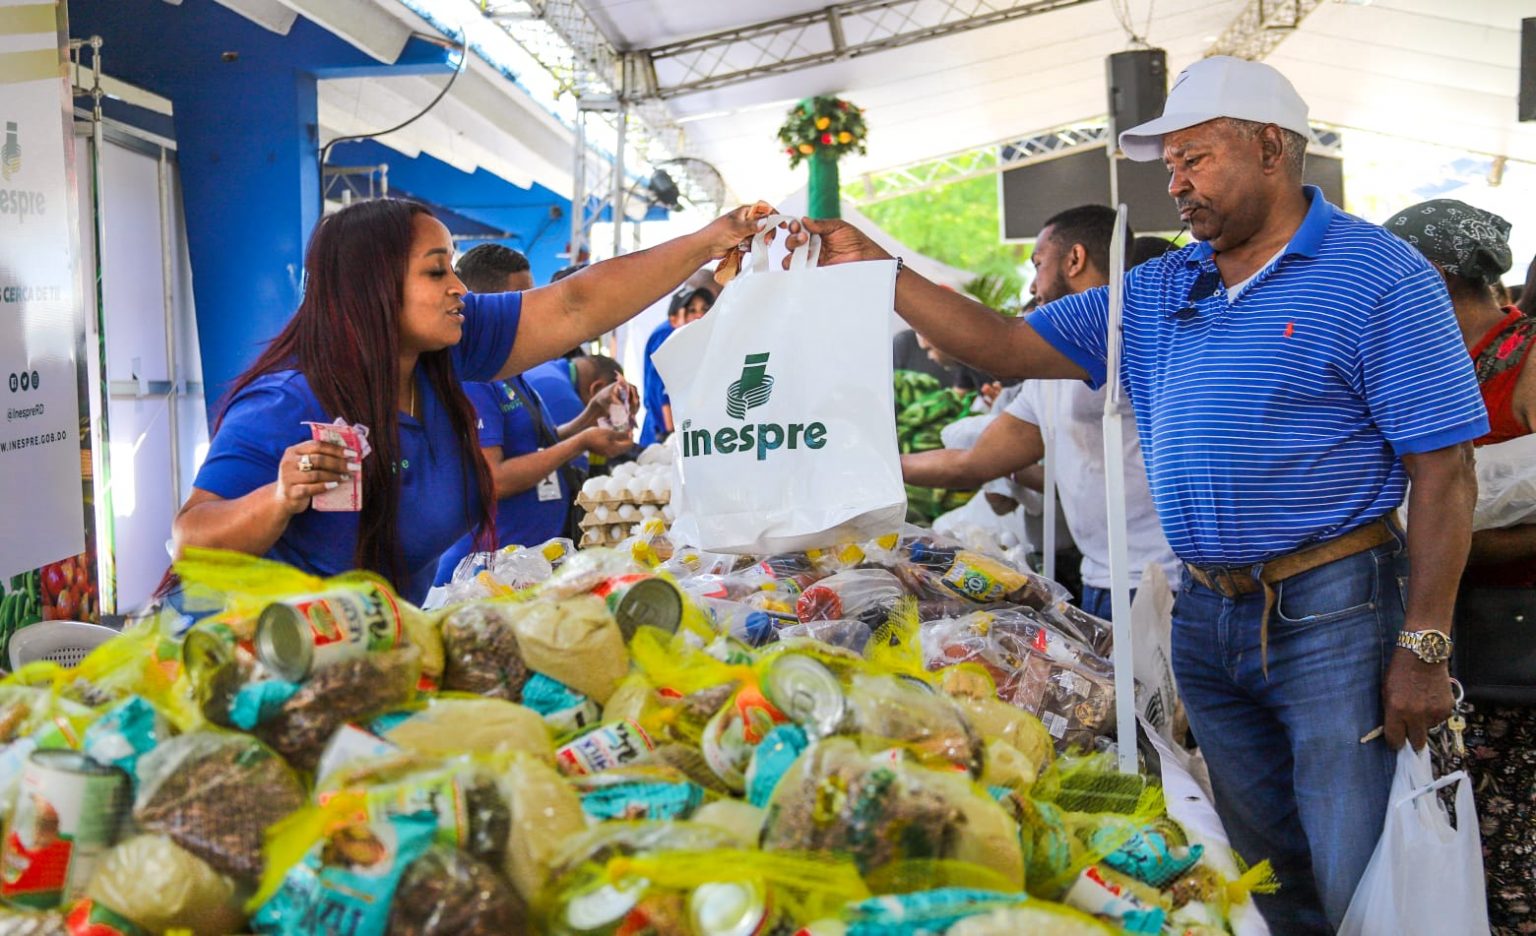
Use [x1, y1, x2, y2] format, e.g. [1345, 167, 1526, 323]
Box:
[894, 371, 981, 523]
[576, 446, 678, 549]
[0, 528, 1272, 936]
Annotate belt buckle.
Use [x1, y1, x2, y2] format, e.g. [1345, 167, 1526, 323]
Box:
[1215, 567, 1239, 597]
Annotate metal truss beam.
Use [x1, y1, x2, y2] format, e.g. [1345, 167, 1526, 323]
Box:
[1204, 0, 1326, 60]
[636, 0, 1096, 101]
[849, 121, 1343, 206]
[477, 0, 727, 219]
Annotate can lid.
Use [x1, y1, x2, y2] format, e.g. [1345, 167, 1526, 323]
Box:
[690, 880, 768, 936]
[615, 578, 683, 640]
[256, 604, 313, 682]
[565, 878, 647, 930]
[763, 654, 845, 737]
[181, 626, 235, 685]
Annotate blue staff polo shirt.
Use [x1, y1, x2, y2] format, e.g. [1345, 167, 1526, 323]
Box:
[1027, 186, 1488, 568]
[640, 319, 674, 446]
[524, 358, 589, 473]
[193, 291, 523, 604]
[433, 376, 571, 585]
[525, 359, 585, 426]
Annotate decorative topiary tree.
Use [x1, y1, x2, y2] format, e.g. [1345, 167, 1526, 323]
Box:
[777, 95, 867, 220]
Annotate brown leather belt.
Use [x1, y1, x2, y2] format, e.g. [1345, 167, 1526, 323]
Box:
[1185, 517, 1399, 673]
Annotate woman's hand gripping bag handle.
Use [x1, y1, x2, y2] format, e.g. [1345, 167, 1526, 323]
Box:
[1337, 745, 1490, 936]
[654, 214, 906, 554]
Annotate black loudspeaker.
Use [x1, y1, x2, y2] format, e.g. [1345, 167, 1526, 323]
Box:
[1107, 49, 1167, 139]
[1521, 18, 1535, 122]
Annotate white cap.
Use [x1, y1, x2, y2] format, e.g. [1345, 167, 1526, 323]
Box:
[1118, 56, 1311, 162]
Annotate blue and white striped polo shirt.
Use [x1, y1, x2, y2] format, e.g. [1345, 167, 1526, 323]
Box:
[1026, 186, 1488, 567]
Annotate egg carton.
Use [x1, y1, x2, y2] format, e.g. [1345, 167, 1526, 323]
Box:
[578, 521, 667, 549]
[579, 506, 669, 529]
[574, 491, 670, 509]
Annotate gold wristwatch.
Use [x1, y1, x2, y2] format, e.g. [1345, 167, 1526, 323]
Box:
[1396, 629, 1453, 664]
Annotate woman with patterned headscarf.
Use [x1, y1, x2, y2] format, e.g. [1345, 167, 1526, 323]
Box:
[1387, 197, 1533, 936]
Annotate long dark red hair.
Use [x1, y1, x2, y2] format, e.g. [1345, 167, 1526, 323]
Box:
[218, 199, 495, 590]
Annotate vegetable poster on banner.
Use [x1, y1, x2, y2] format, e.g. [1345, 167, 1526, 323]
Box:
[0, 3, 87, 584]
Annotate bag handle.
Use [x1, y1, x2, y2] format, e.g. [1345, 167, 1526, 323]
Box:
[1393, 768, 1468, 809]
[745, 213, 821, 277]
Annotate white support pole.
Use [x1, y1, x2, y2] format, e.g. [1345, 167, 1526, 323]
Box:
[570, 109, 587, 264]
[1102, 204, 1137, 774]
[611, 103, 627, 258]
[1041, 381, 1058, 581]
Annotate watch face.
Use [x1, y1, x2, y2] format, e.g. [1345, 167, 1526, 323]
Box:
[1421, 631, 1452, 661]
[1404, 630, 1452, 662]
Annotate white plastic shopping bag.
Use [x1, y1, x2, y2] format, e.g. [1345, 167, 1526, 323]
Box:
[654, 215, 906, 553]
[1131, 563, 1184, 747]
[1338, 746, 1490, 936]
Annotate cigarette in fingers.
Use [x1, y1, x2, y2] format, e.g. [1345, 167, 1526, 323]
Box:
[1360, 725, 1384, 744]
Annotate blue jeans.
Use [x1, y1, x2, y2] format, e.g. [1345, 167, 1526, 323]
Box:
[1172, 532, 1406, 934]
[1079, 585, 1135, 622]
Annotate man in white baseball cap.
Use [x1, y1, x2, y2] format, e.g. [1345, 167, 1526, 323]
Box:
[799, 55, 1485, 933]
[1118, 55, 1313, 160]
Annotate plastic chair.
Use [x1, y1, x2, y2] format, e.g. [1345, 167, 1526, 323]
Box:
[8, 620, 121, 671]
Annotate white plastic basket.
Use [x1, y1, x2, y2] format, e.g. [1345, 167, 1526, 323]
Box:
[8, 620, 121, 670]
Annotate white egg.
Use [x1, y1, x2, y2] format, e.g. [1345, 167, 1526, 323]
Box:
[593, 505, 613, 523]
[612, 462, 637, 482]
[639, 504, 660, 519]
[617, 504, 638, 521]
[602, 476, 626, 499]
[581, 477, 605, 497]
[608, 525, 626, 541]
[662, 504, 677, 522]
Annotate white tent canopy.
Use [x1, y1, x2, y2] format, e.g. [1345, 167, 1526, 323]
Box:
[581, 0, 1535, 202]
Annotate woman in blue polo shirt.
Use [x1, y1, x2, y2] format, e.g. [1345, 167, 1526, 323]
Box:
[173, 198, 762, 603]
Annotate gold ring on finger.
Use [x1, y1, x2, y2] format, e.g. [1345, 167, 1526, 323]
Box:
[298, 454, 314, 472]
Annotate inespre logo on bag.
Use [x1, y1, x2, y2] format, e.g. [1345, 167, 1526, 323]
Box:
[725, 352, 774, 418]
[681, 352, 828, 462]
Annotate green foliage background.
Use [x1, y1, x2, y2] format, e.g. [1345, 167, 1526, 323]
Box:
[862, 174, 1029, 307]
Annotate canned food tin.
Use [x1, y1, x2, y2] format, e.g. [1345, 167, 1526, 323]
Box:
[1, 750, 128, 909]
[591, 574, 653, 615]
[614, 578, 686, 639]
[179, 621, 248, 719]
[556, 720, 656, 777]
[762, 655, 846, 738]
[690, 879, 777, 936]
[700, 686, 787, 793]
[255, 584, 405, 682]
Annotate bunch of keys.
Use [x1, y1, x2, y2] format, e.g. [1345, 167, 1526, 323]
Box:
[1444, 677, 1469, 759]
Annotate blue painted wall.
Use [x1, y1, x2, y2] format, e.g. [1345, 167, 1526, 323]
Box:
[328, 139, 574, 284]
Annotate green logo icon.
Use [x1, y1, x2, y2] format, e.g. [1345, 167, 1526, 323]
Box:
[725, 352, 773, 419]
[1, 122, 18, 181]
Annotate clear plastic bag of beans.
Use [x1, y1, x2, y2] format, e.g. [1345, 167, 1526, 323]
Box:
[255, 647, 420, 771]
[438, 601, 530, 702]
[133, 731, 307, 881]
[386, 846, 527, 936]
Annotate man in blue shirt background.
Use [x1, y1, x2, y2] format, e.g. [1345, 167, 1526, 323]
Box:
[525, 354, 626, 428]
[640, 286, 714, 445]
[801, 58, 1484, 934]
[525, 353, 630, 474]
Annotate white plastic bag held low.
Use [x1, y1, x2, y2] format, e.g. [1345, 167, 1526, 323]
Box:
[1338, 746, 1490, 936]
[654, 216, 905, 553]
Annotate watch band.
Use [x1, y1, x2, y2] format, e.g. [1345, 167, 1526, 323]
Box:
[1396, 629, 1453, 663]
